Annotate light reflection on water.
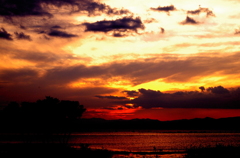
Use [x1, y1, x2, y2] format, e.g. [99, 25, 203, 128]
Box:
[69, 132, 240, 152]
[112, 153, 185, 158]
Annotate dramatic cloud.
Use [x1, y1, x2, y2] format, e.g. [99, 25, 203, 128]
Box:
[66, 1, 131, 16]
[122, 90, 139, 97]
[48, 30, 78, 38]
[180, 16, 198, 25]
[0, 28, 13, 40]
[0, 0, 49, 16]
[1, 29, 31, 41]
[138, 88, 163, 98]
[206, 86, 230, 94]
[0, 69, 38, 82]
[0, 0, 130, 17]
[187, 6, 215, 17]
[2, 51, 237, 86]
[150, 5, 176, 15]
[1, 0, 240, 121]
[14, 32, 31, 41]
[83, 16, 144, 37]
[95, 95, 128, 100]
[120, 87, 240, 109]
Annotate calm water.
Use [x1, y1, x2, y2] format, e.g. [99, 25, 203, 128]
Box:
[69, 131, 240, 152]
[1, 131, 240, 158]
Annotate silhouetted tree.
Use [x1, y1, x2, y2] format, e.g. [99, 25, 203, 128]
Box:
[199, 86, 205, 92]
[1, 102, 20, 132]
[0, 96, 86, 144]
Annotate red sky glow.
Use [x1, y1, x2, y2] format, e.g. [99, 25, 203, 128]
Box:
[1, 0, 240, 120]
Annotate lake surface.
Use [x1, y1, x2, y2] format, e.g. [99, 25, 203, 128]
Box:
[69, 131, 240, 152]
[1, 131, 240, 158]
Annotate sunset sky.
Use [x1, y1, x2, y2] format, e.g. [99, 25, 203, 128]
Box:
[1, 0, 240, 121]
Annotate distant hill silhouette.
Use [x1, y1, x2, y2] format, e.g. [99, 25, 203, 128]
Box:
[77, 117, 240, 131]
[1, 97, 240, 133]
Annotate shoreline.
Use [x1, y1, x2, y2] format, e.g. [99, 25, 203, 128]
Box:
[1, 143, 240, 158]
[0, 143, 187, 158]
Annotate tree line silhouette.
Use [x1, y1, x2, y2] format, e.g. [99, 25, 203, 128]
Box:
[0, 96, 86, 144]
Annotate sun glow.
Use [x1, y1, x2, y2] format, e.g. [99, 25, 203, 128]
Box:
[128, 97, 135, 100]
[128, 79, 200, 92]
[1, 0, 240, 121]
[68, 77, 133, 89]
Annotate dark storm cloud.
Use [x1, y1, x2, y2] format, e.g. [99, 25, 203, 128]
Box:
[48, 30, 78, 38]
[0, 69, 38, 82]
[96, 87, 240, 109]
[42, 59, 183, 85]
[0, 0, 49, 16]
[118, 87, 240, 109]
[82, 2, 131, 16]
[1, 52, 240, 92]
[0, 0, 130, 17]
[122, 90, 139, 97]
[150, 5, 176, 15]
[187, 6, 215, 17]
[34, 52, 240, 86]
[83, 17, 144, 36]
[0, 0, 132, 40]
[14, 32, 31, 40]
[180, 16, 198, 24]
[0, 29, 31, 41]
[95, 95, 128, 100]
[37, 61, 154, 85]
[0, 28, 13, 40]
[138, 88, 163, 97]
[1, 52, 240, 108]
[206, 86, 230, 94]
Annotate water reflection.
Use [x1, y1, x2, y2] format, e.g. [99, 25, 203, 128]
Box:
[70, 132, 240, 152]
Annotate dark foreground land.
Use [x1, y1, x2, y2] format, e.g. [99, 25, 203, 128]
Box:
[1, 98, 240, 157]
[0, 143, 182, 158]
[1, 143, 240, 158]
[0, 143, 113, 158]
[184, 144, 240, 158]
